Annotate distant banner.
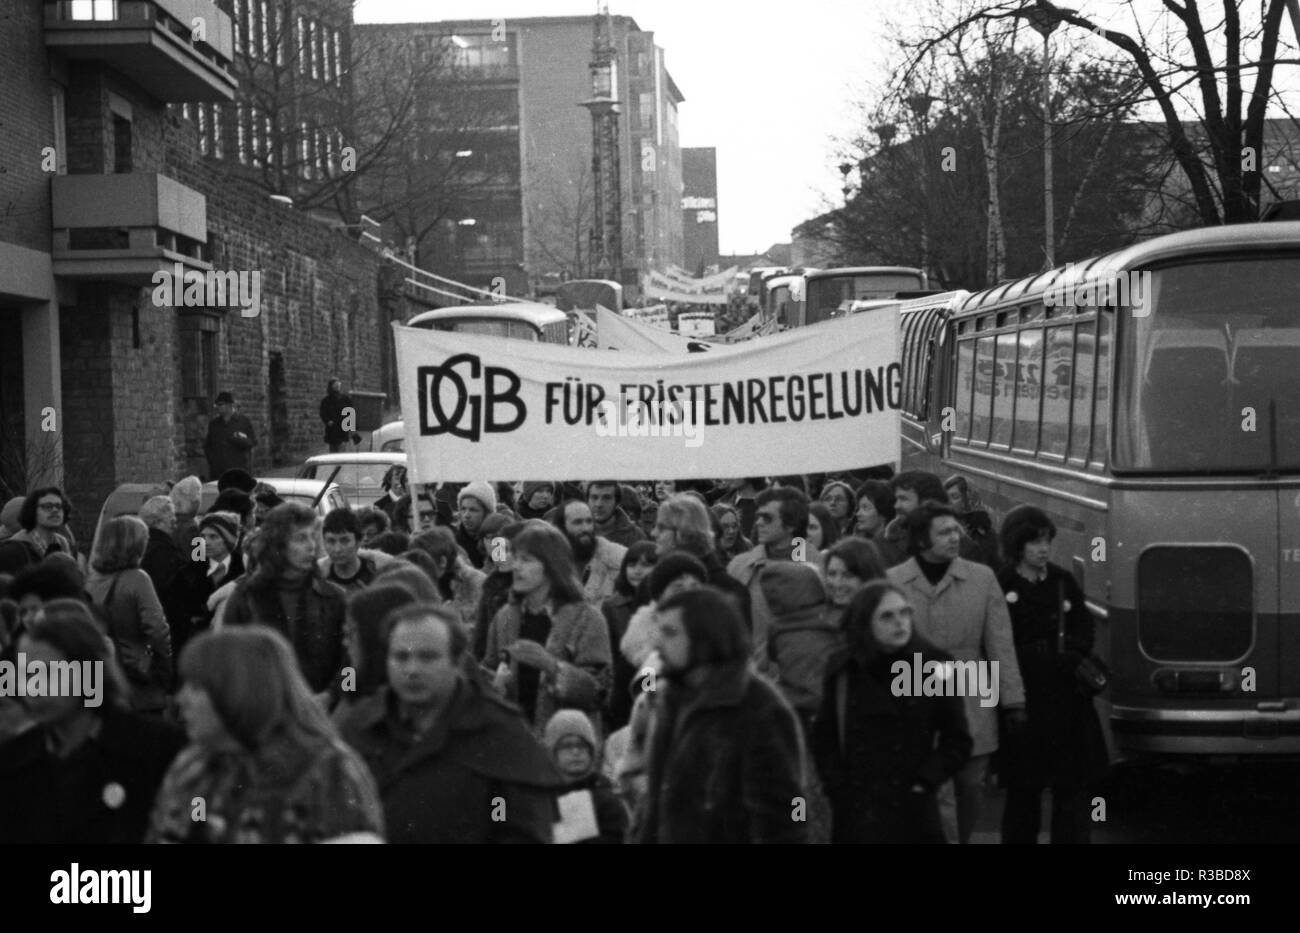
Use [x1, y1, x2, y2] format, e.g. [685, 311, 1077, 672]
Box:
[571, 310, 598, 348]
[392, 306, 901, 481]
[677, 311, 716, 338]
[595, 306, 713, 354]
[643, 270, 731, 305]
[624, 304, 670, 330]
[661, 265, 739, 290]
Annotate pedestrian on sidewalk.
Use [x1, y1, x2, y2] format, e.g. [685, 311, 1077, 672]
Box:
[320, 378, 360, 453]
[204, 392, 256, 481]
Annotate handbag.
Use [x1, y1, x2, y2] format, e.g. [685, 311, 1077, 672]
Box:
[1056, 577, 1110, 697]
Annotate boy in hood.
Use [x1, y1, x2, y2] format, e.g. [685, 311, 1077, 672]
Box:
[543, 709, 629, 844]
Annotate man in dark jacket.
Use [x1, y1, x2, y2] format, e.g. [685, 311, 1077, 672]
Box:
[203, 391, 256, 481]
[222, 502, 347, 695]
[138, 496, 205, 663]
[335, 604, 564, 843]
[587, 481, 645, 548]
[633, 587, 808, 844]
[319, 378, 360, 453]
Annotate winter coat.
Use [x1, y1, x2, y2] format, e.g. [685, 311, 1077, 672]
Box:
[0, 528, 74, 575]
[455, 521, 486, 570]
[317, 548, 396, 595]
[727, 544, 807, 678]
[601, 591, 645, 732]
[996, 563, 1109, 788]
[761, 562, 843, 728]
[221, 571, 348, 694]
[472, 570, 513, 661]
[813, 637, 972, 843]
[335, 683, 564, 843]
[594, 508, 646, 549]
[579, 536, 627, 604]
[632, 661, 808, 844]
[147, 735, 383, 843]
[887, 557, 1026, 756]
[203, 412, 256, 479]
[85, 568, 173, 711]
[444, 560, 487, 639]
[319, 390, 357, 445]
[485, 599, 612, 734]
[0, 707, 185, 843]
[143, 526, 207, 661]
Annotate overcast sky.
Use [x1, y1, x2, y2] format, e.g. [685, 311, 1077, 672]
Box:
[353, 1, 1300, 255]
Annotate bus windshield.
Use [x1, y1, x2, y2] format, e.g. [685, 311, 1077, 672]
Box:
[806, 272, 925, 324]
[1115, 257, 1300, 473]
[425, 318, 540, 340]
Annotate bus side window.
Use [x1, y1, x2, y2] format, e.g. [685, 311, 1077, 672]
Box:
[954, 338, 976, 442]
[1092, 312, 1111, 467]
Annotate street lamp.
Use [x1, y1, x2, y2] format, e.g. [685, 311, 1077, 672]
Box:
[839, 161, 854, 205]
[1026, 2, 1075, 269]
[906, 93, 939, 277]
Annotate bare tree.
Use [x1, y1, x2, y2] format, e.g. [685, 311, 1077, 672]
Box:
[526, 157, 596, 278]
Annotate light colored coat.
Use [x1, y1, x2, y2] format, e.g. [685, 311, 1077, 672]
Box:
[580, 537, 627, 604]
[887, 557, 1025, 756]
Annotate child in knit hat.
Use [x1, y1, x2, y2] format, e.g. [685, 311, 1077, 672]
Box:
[543, 709, 629, 844]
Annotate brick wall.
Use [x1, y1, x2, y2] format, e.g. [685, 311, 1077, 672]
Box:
[0, 2, 54, 250]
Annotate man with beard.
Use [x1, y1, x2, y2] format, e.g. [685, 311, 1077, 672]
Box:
[554, 500, 626, 603]
[632, 587, 808, 844]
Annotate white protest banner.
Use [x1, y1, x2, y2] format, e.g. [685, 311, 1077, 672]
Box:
[661, 264, 738, 290]
[677, 310, 716, 337]
[595, 305, 714, 354]
[392, 305, 901, 481]
[624, 303, 670, 330]
[724, 311, 762, 341]
[643, 270, 730, 305]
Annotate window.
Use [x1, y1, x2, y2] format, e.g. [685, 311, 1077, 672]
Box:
[969, 336, 995, 444]
[234, 0, 244, 56]
[1071, 318, 1096, 462]
[991, 330, 1017, 448]
[113, 114, 132, 173]
[1040, 326, 1073, 457]
[1013, 328, 1043, 452]
[236, 104, 248, 164]
[198, 106, 209, 155]
[259, 1, 270, 60]
[272, 7, 283, 66]
[180, 315, 219, 401]
[70, 0, 116, 20]
[311, 22, 322, 80]
[212, 104, 223, 158]
[323, 27, 334, 81]
[264, 114, 274, 166]
[639, 92, 654, 131]
[1093, 312, 1111, 465]
[300, 122, 311, 177]
[954, 339, 975, 441]
[297, 16, 307, 74]
[333, 30, 342, 81]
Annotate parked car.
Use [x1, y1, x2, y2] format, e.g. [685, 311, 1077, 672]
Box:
[199, 478, 347, 517]
[370, 420, 405, 453]
[295, 452, 406, 509]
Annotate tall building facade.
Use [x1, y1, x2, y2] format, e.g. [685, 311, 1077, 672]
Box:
[0, 0, 389, 544]
[353, 14, 685, 297]
[682, 147, 719, 274]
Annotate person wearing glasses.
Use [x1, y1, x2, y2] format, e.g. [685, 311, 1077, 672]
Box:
[0, 488, 76, 575]
[726, 486, 810, 675]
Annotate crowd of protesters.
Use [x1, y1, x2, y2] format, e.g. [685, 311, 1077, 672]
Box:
[0, 464, 1108, 844]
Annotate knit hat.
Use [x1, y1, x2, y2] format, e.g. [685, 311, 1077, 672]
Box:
[170, 475, 202, 515]
[543, 709, 598, 758]
[759, 561, 828, 620]
[1, 496, 24, 534]
[521, 481, 555, 504]
[218, 468, 256, 493]
[198, 511, 240, 552]
[457, 481, 497, 515]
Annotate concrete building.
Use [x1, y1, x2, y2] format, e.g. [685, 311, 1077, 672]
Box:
[353, 14, 685, 297]
[0, 0, 391, 545]
[681, 147, 719, 275]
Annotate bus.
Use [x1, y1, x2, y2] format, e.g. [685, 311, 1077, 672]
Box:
[899, 222, 1300, 760]
[375, 302, 570, 451]
[555, 279, 623, 313]
[762, 272, 805, 329]
[805, 266, 929, 327]
[406, 301, 570, 344]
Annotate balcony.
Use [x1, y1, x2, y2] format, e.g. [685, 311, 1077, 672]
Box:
[44, 0, 236, 102]
[51, 172, 211, 285]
